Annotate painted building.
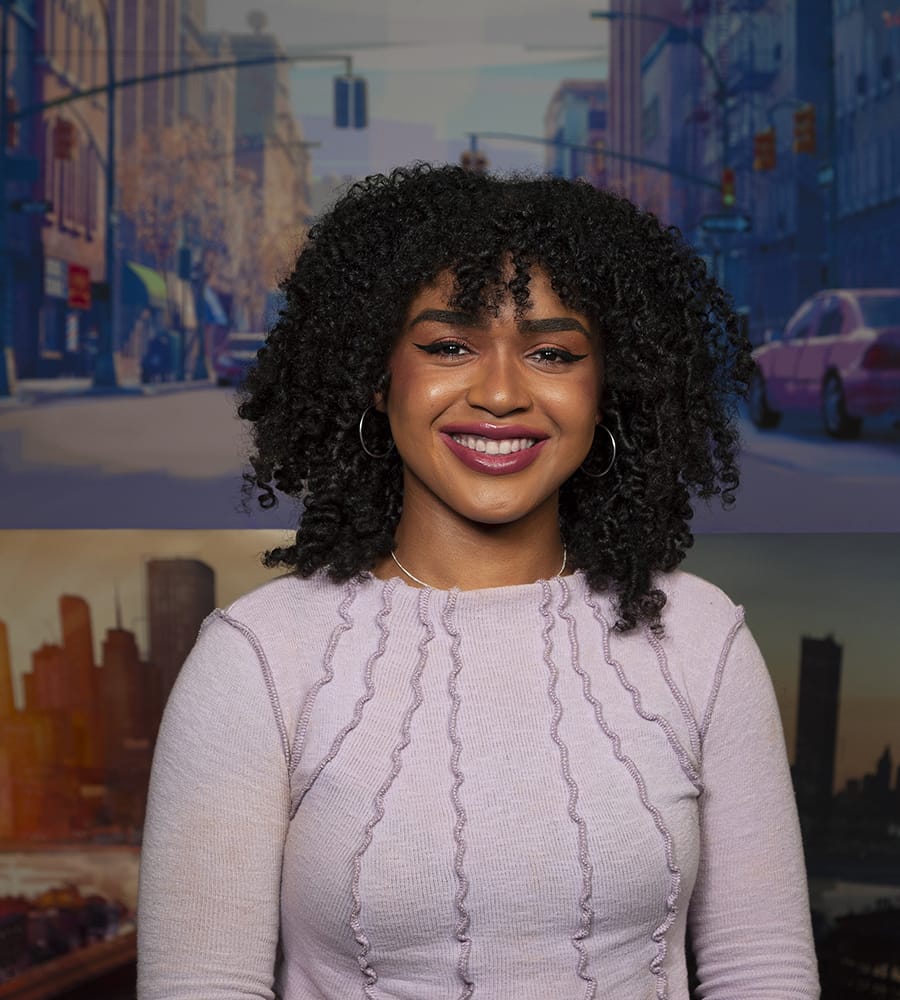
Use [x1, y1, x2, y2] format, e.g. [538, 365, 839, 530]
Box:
[794, 634, 843, 821]
[649, 1, 836, 341]
[605, 0, 684, 202]
[227, 26, 311, 330]
[146, 558, 215, 707]
[639, 26, 703, 227]
[33, 0, 109, 377]
[1, 0, 41, 384]
[543, 79, 608, 187]
[833, 0, 900, 289]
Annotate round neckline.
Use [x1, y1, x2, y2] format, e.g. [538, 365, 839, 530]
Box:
[359, 567, 584, 598]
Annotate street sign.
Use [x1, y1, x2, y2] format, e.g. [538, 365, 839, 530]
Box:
[10, 198, 53, 214]
[700, 213, 752, 234]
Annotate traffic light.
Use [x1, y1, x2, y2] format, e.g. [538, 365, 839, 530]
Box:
[460, 149, 489, 175]
[720, 167, 736, 207]
[52, 118, 77, 160]
[5, 96, 18, 149]
[334, 76, 367, 129]
[792, 103, 816, 155]
[752, 128, 776, 172]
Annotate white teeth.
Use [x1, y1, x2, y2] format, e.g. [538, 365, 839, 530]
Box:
[451, 434, 536, 454]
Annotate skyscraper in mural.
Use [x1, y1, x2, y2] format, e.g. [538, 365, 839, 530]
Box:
[147, 557, 216, 705]
[793, 634, 843, 823]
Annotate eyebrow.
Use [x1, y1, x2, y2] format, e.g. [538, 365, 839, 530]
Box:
[407, 309, 591, 337]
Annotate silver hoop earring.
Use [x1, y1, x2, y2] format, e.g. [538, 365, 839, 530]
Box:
[358, 405, 394, 459]
[579, 423, 616, 478]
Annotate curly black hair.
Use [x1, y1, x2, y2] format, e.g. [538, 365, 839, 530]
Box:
[238, 163, 752, 631]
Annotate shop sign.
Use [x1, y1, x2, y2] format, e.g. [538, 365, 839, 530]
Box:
[44, 257, 67, 300]
[68, 264, 91, 309]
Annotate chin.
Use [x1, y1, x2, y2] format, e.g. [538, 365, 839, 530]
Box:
[454, 500, 546, 527]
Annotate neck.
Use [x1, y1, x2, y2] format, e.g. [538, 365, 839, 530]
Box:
[382, 510, 567, 592]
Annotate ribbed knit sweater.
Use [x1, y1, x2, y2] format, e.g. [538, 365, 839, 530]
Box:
[137, 569, 819, 1000]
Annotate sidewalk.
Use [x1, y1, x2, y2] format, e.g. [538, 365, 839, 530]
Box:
[0, 375, 223, 409]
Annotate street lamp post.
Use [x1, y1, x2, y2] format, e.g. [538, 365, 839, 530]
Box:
[0, 0, 13, 397]
[93, 0, 118, 389]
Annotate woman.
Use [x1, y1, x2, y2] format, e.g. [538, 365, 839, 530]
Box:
[137, 165, 819, 999]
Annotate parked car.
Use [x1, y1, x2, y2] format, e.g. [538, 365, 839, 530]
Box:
[213, 332, 267, 387]
[749, 289, 900, 438]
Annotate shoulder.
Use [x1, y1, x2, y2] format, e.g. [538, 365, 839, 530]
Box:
[645, 569, 753, 735]
[192, 572, 369, 718]
[655, 568, 745, 637]
[204, 571, 371, 674]
[219, 570, 351, 637]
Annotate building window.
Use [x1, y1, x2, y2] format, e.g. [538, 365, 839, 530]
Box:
[884, 134, 893, 202]
[838, 153, 847, 215]
[881, 55, 893, 94]
[642, 95, 659, 145]
[868, 143, 877, 207]
[63, 1, 71, 76]
[896, 131, 900, 197]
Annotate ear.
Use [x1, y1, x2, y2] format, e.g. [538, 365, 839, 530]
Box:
[373, 390, 386, 413]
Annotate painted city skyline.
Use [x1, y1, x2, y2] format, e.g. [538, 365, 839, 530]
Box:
[0, 551, 220, 844]
[1, 530, 897, 795]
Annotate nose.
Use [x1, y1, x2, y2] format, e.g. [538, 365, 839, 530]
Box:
[465, 345, 531, 416]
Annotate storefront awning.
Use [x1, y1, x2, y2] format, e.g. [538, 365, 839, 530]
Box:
[123, 262, 167, 309]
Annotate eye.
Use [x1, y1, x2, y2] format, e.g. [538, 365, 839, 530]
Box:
[529, 347, 589, 365]
[413, 340, 472, 358]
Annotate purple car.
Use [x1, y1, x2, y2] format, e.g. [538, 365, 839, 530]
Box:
[213, 332, 267, 388]
[749, 288, 900, 438]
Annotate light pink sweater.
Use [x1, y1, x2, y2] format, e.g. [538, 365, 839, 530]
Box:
[137, 569, 819, 999]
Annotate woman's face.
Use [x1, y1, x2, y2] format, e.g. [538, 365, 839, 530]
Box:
[378, 267, 603, 530]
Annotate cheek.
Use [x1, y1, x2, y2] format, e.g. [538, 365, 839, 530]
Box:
[548, 376, 602, 430]
[387, 365, 459, 424]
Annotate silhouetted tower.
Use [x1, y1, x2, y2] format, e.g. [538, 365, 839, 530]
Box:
[146, 559, 215, 709]
[60, 595, 96, 715]
[59, 595, 104, 768]
[100, 623, 155, 829]
[793, 634, 842, 822]
[874, 746, 892, 794]
[866, 745, 894, 818]
[0, 620, 15, 717]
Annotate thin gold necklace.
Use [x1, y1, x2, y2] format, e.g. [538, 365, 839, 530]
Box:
[389, 546, 567, 589]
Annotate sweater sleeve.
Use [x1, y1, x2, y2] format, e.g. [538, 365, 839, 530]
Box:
[687, 615, 820, 999]
[137, 612, 291, 1000]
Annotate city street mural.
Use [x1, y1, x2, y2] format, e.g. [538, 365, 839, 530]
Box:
[1, 0, 899, 997]
[0, 529, 898, 995]
[0, 0, 897, 529]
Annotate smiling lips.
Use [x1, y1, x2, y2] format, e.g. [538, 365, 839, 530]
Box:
[440, 424, 548, 475]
